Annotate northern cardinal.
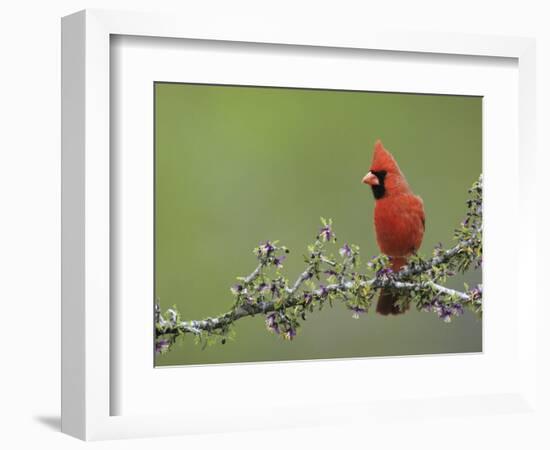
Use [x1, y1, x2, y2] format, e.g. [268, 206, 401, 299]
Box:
[362, 140, 425, 315]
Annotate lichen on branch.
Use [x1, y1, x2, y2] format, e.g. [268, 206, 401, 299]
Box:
[155, 175, 483, 354]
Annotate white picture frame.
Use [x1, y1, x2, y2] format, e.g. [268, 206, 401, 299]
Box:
[61, 9, 538, 441]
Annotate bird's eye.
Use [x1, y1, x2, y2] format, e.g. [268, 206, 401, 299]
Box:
[370, 170, 387, 183]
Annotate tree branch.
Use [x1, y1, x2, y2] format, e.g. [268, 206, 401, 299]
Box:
[156, 175, 483, 350]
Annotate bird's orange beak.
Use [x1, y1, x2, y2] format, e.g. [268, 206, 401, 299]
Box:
[362, 171, 379, 186]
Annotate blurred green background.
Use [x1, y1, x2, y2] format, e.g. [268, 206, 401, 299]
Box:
[154, 82, 482, 366]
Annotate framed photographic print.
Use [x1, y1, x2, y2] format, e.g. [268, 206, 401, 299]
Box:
[152, 83, 483, 367]
[62, 9, 538, 441]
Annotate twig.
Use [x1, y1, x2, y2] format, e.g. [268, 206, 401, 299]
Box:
[156, 175, 483, 345]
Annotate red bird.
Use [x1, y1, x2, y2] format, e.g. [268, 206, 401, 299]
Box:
[362, 140, 425, 315]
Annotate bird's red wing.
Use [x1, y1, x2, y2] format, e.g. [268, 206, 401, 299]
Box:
[413, 195, 425, 231]
[399, 194, 426, 254]
[409, 195, 426, 251]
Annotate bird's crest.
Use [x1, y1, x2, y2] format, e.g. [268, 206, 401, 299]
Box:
[370, 139, 401, 174]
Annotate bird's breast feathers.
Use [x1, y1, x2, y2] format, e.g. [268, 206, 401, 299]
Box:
[373, 194, 425, 258]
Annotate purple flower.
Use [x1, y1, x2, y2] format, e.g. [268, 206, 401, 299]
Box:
[257, 241, 275, 257]
[284, 328, 297, 340]
[451, 303, 464, 316]
[318, 284, 329, 298]
[303, 291, 313, 305]
[155, 339, 171, 354]
[376, 267, 393, 277]
[423, 297, 464, 322]
[319, 225, 333, 242]
[265, 312, 279, 334]
[469, 285, 482, 300]
[348, 305, 366, 319]
[257, 282, 269, 292]
[324, 269, 338, 276]
[273, 254, 286, 268]
[339, 243, 352, 258]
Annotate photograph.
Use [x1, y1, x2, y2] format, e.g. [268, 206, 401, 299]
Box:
[0, 0, 542, 446]
[153, 82, 483, 366]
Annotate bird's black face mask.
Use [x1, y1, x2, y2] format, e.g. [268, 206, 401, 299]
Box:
[370, 170, 387, 199]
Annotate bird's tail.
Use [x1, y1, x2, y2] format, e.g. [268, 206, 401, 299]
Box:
[376, 257, 410, 316]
